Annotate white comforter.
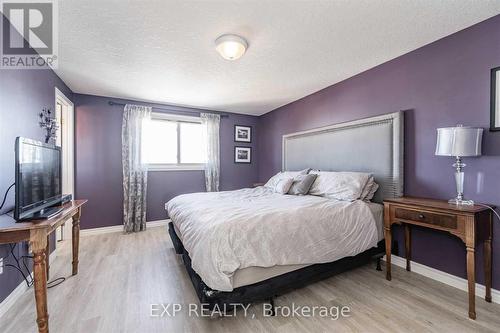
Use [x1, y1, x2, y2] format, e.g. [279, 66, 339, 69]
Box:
[166, 187, 379, 291]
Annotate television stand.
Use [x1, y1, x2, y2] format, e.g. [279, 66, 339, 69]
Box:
[0, 199, 87, 333]
[30, 206, 65, 220]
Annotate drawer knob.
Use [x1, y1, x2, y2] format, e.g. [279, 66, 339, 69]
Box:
[418, 214, 425, 219]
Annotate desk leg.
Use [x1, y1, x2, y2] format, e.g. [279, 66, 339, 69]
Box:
[484, 238, 492, 303]
[72, 208, 81, 276]
[484, 212, 492, 303]
[384, 205, 392, 281]
[30, 229, 49, 333]
[466, 246, 476, 319]
[384, 226, 392, 281]
[45, 235, 50, 281]
[405, 225, 411, 272]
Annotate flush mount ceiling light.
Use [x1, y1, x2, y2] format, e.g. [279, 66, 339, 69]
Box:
[215, 34, 248, 60]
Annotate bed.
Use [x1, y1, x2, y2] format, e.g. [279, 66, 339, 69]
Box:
[166, 111, 404, 309]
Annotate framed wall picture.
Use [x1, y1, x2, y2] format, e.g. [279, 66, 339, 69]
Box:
[491, 66, 500, 131]
[234, 125, 252, 142]
[234, 146, 251, 163]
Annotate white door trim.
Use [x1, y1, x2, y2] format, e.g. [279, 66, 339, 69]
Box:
[55, 87, 75, 242]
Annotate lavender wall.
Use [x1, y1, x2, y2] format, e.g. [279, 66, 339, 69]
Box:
[0, 67, 73, 303]
[74, 94, 259, 227]
[258, 15, 500, 289]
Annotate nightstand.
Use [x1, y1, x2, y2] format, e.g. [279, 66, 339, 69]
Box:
[383, 197, 494, 320]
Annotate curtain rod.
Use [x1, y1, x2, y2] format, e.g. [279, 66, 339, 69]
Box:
[108, 101, 229, 118]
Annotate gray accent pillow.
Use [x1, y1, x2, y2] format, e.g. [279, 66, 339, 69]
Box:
[288, 174, 318, 195]
[298, 168, 311, 175]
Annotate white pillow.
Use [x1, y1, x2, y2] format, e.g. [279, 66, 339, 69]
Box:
[264, 172, 283, 188]
[308, 171, 372, 201]
[273, 177, 294, 194]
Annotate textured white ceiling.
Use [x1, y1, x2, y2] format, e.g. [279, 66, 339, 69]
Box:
[56, 0, 500, 116]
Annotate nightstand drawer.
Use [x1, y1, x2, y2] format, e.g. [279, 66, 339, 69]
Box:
[395, 208, 457, 229]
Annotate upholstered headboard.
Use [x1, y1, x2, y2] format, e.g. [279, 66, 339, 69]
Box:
[282, 111, 404, 203]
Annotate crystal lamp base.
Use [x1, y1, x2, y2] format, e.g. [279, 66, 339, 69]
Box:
[448, 198, 474, 206]
[449, 156, 474, 206]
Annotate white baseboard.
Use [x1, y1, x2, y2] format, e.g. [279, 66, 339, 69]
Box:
[385, 255, 500, 304]
[147, 219, 171, 228]
[80, 219, 170, 237]
[0, 252, 57, 319]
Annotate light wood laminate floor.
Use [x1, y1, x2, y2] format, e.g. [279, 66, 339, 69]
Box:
[1, 226, 499, 333]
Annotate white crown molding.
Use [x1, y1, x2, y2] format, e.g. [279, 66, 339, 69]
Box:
[385, 255, 500, 304]
[0, 252, 57, 319]
[80, 219, 170, 237]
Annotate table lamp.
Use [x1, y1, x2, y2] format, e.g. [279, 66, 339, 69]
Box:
[435, 125, 483, 205]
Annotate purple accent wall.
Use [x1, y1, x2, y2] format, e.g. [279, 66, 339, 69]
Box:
[74, 94, 259, 227]
[0, 54, 73, 303]
[258, 15, 500, 289]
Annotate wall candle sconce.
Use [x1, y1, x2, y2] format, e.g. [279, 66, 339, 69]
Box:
[39, 108, 59, 143]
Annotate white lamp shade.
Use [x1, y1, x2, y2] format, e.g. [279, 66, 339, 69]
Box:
[435, 126, 483, 157]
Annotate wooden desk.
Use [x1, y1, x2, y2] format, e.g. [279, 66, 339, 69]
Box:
[383, 197, 493, 320]
[0, 200, 87, 333]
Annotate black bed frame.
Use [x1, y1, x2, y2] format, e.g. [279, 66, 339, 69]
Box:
[168, 222, 385, 310]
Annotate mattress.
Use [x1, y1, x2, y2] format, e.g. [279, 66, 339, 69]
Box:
[170, 194, 384, 289]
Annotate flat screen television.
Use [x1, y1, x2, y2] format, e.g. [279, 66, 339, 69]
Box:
[14, 137, 63, 220]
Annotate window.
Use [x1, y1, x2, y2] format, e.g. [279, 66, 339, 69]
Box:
[141, 113, 206, 170]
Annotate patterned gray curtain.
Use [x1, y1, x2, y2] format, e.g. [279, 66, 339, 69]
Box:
[122, 104, 151, 232]
[200, 113, 220, 192]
